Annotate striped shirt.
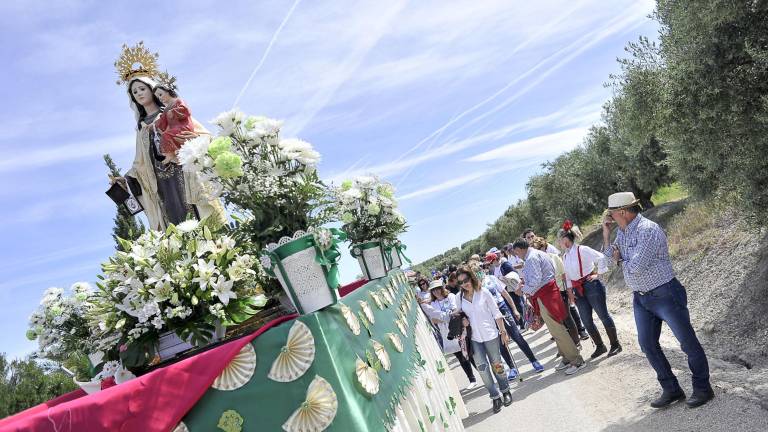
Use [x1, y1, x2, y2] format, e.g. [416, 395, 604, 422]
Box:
[520, 248, 556, 295]
[603, 213, 675, 293]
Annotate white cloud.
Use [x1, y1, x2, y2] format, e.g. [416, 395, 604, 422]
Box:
[326, 98, 601, 183]
[0, 133, 134, 173]
[465, 127, 589, 162]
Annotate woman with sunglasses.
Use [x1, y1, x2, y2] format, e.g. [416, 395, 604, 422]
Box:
[415, 278, 432, 304]
[455, 266, 513, 413]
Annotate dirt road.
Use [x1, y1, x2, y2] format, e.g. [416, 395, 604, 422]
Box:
[455, 310, 768, 432]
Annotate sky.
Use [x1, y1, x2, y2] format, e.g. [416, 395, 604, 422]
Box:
[0, 0, 658, 360]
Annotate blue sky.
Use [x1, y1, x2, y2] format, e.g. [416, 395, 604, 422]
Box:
[0, 0, 657, 359]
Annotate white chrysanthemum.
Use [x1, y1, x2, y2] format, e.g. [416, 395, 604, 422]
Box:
[178, 135, 211, 171]
[176, 219, 199, 233]
[341, 188, 362, 204]
[355, 176, 375, 188]
[212, 110, 244, 136]
[278, 138, 321, 166]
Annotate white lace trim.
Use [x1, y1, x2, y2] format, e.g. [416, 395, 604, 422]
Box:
[265, 230, 309, 252]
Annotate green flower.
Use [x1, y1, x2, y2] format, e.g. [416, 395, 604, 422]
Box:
[341, 180, 353, 191]
[243, 115, 262, 131]
[50, 305, 63, 316]
[367, 203, 381, 216]
[25, 329, 37, 340]
[214, 152, 244, 178]
[208, 136, 233, 159]
[377, 184, 394, 198]
[217, 409, 244, 432]
[342, 212, 355, 223]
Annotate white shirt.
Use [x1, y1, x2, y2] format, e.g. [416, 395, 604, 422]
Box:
[430, 294, 461, 354]
[417, 290, 432, 303]
[458, 288, 502, 343]
[562, 244, 608, 288]
[492, 264, 503, 279]
[546, 244, 560, 255]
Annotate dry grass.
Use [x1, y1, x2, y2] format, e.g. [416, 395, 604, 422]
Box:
[666, 199, 722, 257]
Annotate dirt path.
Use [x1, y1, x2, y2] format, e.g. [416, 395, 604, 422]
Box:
[455, 310, 768, 432]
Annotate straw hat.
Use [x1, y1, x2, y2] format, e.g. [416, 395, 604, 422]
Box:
[428, 279, 444, 290]
[607, 192, 640, 210]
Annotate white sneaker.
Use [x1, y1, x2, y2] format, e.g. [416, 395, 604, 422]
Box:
[465, 381, 479, 391]
[555, 361, 570, 371]
[564, 362, 587, 376]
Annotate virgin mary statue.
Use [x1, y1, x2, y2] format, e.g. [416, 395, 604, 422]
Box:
[114, 42, 225, 230]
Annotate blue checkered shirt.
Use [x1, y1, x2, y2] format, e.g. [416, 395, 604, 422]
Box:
[520, 248, 556, 295]
[603, 214, 676, 293]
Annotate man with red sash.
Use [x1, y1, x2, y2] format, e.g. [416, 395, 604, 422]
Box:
[512, 239, 586, 375]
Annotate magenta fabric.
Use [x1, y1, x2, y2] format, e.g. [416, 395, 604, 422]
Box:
[338, 279, 367, 297]
[0, 314, 297, 432]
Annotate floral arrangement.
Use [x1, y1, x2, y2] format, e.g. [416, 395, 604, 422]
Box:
[178, 110, 334, 249]
[335, 176, 407, 244]
[89, 220, 267, 367]
[26, 283, 94, 378]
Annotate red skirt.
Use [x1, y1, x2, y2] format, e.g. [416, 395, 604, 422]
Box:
[531, 279, 568, 323]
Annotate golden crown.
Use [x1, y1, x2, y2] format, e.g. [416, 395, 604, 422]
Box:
[114, 41, 160, 86]
[156, 70, 178, 92]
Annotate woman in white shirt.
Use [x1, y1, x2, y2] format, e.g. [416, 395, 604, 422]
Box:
[428, 280, 478, 390]
[456, 266, 513, 413]
[558, 221, 623, 358]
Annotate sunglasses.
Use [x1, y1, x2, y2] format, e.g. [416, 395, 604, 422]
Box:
[457, 277, 470, 284]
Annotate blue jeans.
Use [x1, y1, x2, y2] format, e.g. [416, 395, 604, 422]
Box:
[574, 279, 616, 334]
[471, 337, 510, 400]
[633, 278, 711, 393]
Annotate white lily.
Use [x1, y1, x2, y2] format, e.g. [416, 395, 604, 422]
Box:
[212, 277, 237, 306]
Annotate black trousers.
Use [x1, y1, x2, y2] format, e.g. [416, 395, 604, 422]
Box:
[454, 351, 476, 383]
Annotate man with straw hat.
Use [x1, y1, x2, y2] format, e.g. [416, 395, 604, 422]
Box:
[602, 192, 713, 408]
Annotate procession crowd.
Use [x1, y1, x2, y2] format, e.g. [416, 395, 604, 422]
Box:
[412, 192, 715, 414]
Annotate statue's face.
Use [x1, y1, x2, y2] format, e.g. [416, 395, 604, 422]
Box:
[130, 81, 153, 107]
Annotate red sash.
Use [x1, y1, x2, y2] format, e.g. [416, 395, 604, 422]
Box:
[569, 246, 595, 297]
[531, 279, 568, 323]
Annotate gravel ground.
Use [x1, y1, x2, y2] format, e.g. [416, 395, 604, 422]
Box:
[457, 315, 768, 432]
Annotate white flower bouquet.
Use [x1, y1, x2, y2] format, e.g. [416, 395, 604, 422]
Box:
[89, 220, 267, 368]
[26, 283, 94, 374]
[178, 110, 334, 249]
[335, 176, 407, 244]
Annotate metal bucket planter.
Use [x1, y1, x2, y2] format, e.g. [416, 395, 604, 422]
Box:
[351, 240, 389, 280]
[261, 229, 345, 315]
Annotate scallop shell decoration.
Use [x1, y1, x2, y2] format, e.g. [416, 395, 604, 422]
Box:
[383, 288, 395, 305]
[268, 320, 315, 382]
[371, 339, 391, 372]
[282, 375, 338, 432]
[358, 300, 375, 324]
[212, 343, 257, 391]
[355, 357, 381, 396]
[370, 292, 384, 310]
[396, 319, 408, 337]
[339, 302, 360, 335]
[172, 422, 189, 432]
[387, 332, 404, 353]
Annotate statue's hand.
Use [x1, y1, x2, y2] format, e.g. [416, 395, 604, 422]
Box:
[110, 176, 127, 188]
[174, 130, 199, 144]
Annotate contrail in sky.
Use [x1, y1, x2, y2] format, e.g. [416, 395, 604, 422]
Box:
[232, 0, 303, 109]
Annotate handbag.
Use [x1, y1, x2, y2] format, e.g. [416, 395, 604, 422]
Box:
[524, 299, 543, 331]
